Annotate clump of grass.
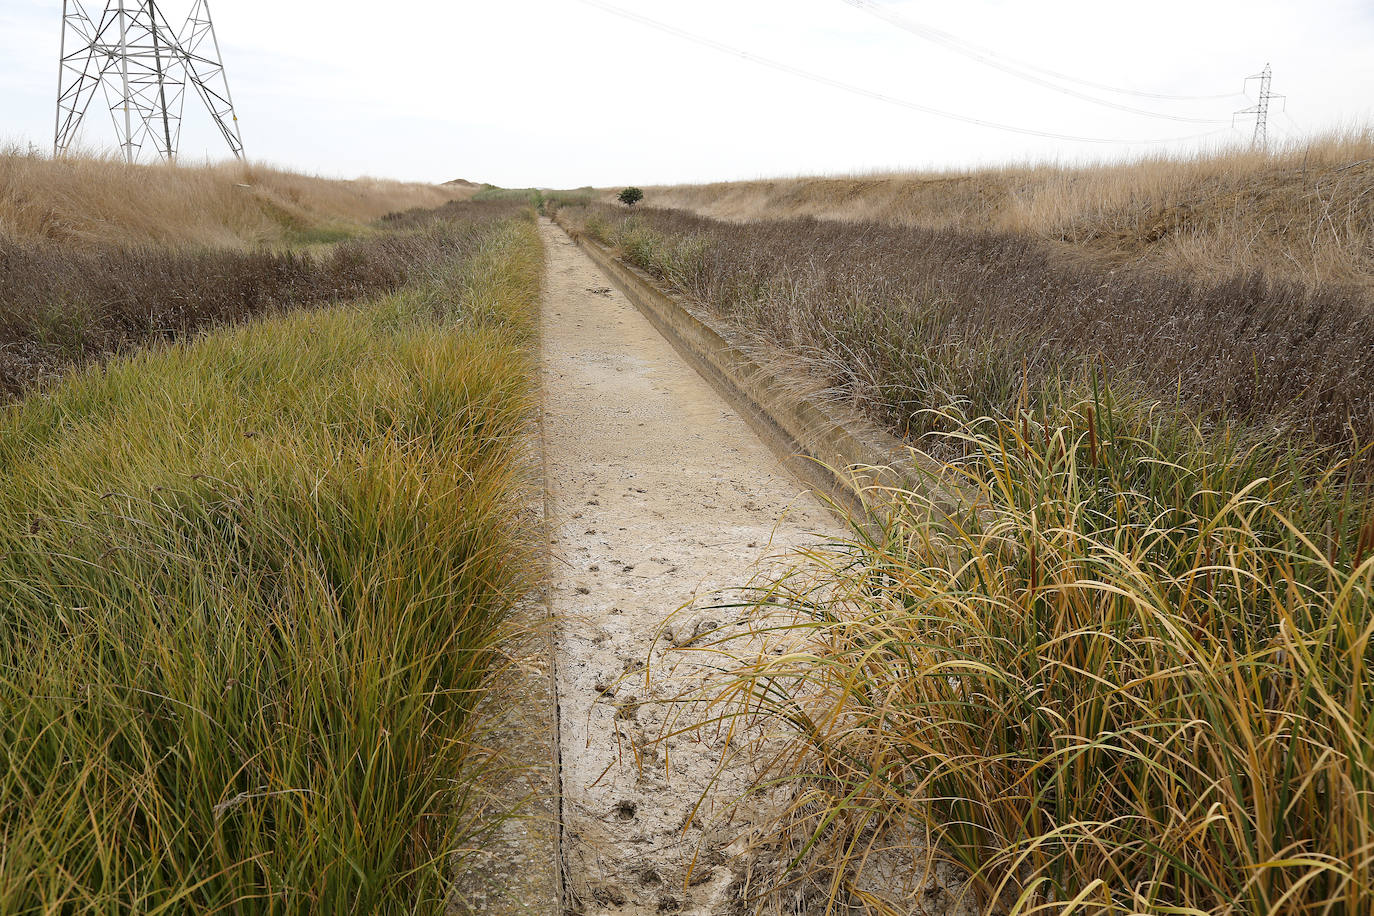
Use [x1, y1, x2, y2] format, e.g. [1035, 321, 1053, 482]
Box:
[564, 204, 1374, 452]
[379, 198, 542, 229]
[461, 187, 597, 215]
[541, 189, 597, 211]
[0, 212, 543, 912]
[700, 388, 1374, 914]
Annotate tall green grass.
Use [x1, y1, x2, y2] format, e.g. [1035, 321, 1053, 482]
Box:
[703, 390, 1374, 915]
[0, 213, 543, 912]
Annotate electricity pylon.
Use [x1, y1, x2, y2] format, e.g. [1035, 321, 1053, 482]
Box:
[1234, 63, 1284, 148]
[55, 1, 244, 163]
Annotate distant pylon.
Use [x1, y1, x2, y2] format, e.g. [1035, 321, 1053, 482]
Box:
[1234, 63, 1284, 148]
[55, 1, 244, 163]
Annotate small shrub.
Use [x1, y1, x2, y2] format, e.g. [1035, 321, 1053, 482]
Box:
[618, 187, 644, 207]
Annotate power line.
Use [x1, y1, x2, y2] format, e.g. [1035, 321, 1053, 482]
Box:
[865, 3, 1243, 104]
[839, 0, 1234, 123]
[572, 0, 1231, 147]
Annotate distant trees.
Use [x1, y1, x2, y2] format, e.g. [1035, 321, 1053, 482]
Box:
[618, 187, 644, 207]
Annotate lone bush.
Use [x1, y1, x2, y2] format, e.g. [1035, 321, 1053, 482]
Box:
[618, 187, 644, 207]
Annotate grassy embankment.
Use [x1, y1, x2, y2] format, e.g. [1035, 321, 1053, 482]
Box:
[626, 131, 1374, 292]
[0, 147, 475, 249]
[0, 150, 508, 398]
[0, 195, 544, 912]
[556, 139, 1374, 915]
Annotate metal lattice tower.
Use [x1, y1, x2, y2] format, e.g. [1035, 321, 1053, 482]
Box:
[55, 1, 243, 162]
[1235, 63, 1283, 148]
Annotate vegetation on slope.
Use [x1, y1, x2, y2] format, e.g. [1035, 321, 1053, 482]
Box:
[0, 148, 473, 249]
[633, 132, 1374, 290]
[0, 207, 543, 913]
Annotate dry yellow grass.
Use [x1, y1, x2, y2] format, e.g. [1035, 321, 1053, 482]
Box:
[0, 149, 475, 249]
[637, 131, 1374, 288]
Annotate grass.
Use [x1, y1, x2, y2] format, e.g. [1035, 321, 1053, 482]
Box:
[468, 186, 598, 215]
[554, 187, 1374, 911]
[0, 199, 530, 399]
[620, 130, 1374, 291]
[0, 207, 544, 913]
[473, 186, 546, 205]
[699, 391, 1374, 914]
[562, 202, 1374, 452]
[0, 148, 474, 249]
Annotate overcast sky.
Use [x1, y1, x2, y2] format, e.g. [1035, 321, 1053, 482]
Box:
[2, 0, 1372, 187]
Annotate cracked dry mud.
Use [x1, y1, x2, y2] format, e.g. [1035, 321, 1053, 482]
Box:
[539, 219, 843, 915]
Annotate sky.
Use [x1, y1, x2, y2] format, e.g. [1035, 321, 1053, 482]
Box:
[2, 0, 1372, 187]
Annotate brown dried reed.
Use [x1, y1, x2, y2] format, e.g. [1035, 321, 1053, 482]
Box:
[571, 203, 1374, 452]
[0, 200, 526, 398]
[0, 148, 474, 249]
[631, 131, 1374, 291]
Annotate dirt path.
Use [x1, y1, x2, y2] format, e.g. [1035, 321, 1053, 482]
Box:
[539, 219, 841, 915]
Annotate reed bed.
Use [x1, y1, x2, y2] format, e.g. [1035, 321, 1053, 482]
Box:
[700, 392, 1374, 914]
[0, 199, 526, 399]
[0, 210, 543, 912]
[564, 203, 1374, 452]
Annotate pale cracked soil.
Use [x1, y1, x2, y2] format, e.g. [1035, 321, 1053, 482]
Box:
[540, 219, 846, 915]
